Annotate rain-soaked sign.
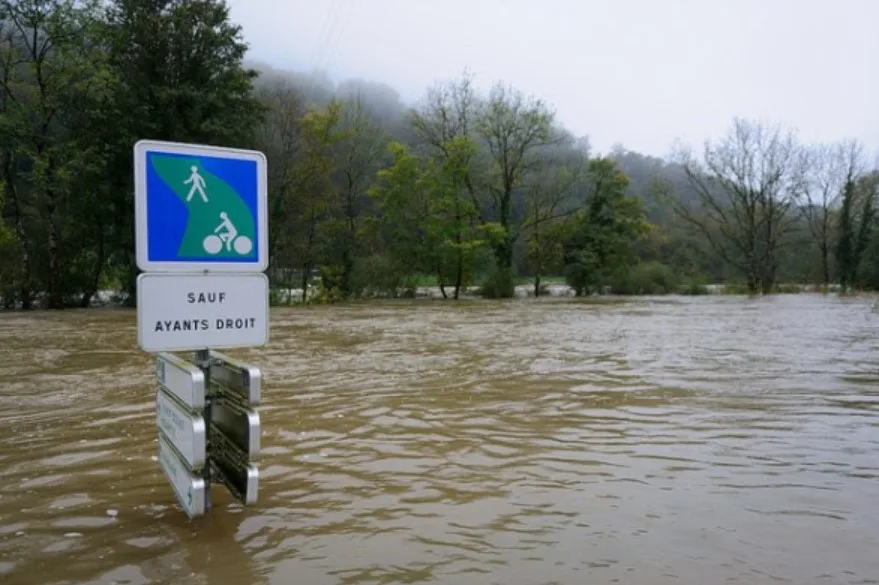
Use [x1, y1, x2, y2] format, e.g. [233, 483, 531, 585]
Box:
[135, 139, 268, 519]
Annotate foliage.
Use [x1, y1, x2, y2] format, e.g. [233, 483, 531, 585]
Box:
[561, 158, 650, 296]
[1, 2, 878, 309]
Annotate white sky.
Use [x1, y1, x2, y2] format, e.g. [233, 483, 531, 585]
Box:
[227, 0, 879, 159]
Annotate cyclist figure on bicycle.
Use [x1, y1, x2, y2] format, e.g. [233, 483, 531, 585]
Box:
[214, 212, 238, 252]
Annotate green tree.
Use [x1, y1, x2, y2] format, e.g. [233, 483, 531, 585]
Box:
[287, 100, 345, 303]
[476, 83, 556, 295]
[329, 93, 387, 298]
[836, 173, 877, 292]
[366, 141, 433, 295]
[1, 0, 113, 309]
[426, 135, 489, 299]
[563, 158, 649, 296]
[100, 0, 264, 304]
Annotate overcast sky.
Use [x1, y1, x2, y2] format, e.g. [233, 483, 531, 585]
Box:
[227, 0, 878, 159]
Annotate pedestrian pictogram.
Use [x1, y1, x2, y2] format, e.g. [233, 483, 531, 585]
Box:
[184, 165, 208, 203]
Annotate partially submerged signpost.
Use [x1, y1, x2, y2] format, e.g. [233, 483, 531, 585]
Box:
[134, 139, 269, 518]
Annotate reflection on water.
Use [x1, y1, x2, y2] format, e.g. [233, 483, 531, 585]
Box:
[1, 294, 879, 585]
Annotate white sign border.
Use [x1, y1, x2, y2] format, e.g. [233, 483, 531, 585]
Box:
[134, 139, 268, 273]
[136, 272, 270, 353]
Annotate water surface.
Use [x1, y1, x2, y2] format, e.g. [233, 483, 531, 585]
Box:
[1, 294, 878, 584]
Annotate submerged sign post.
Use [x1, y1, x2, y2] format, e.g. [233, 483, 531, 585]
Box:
[134, 139, 268, 519]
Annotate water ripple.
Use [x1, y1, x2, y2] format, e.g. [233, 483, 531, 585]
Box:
[0, 295, 878, 584]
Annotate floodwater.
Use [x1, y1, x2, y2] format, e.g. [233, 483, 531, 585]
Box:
[1, 294, 878, 585]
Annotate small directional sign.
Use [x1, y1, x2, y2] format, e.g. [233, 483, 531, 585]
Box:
[134, 139, 268, 273]
[156, 352, 205, 411]
[156, 388, 206, 470]
[212, 399, 260, 460]
[207, 350, 261, 405]
[211, 456, 259, 505]
[157, 433, 206, 519]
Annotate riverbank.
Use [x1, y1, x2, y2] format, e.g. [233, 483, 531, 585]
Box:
[2, 282, 872, 311]
[270, 282, 851, 304]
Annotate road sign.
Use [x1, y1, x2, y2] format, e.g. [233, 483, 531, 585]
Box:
[156, 352, 205, 411]
[208, 350, 261, 405]
[157, 433, 206, 518]
[212, 399, 260, 460]
[134, 139, 268, 273]
[136, 273, 269, 353]
[211, 455, 259, 506]
[156, 388, 206, 470]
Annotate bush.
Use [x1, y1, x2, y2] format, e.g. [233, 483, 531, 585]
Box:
[678, 279, 709, 295]
[478, 266, 516, 298]
[350, 254, 415, 298]
[609, 262, 678, 295]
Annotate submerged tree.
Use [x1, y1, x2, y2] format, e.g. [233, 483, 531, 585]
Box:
[667, 118, 800, 294]
[563, 158, 649, 296]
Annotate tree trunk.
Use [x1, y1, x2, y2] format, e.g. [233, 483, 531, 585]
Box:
[80, 225, 106, 308]
[533, 274, 542, 298]
[746, 273, 759, 295]
[453, 244, 463, 301]
[820, 242, 830, 289]
[300, 264, 310, 304]
[45, 194, 63, 310]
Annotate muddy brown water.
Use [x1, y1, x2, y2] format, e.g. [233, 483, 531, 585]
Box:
[1, 295, 878, 585]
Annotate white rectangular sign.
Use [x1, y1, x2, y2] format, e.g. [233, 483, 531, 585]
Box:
[156, 388, 206, 470]
[157, 433, 206, 519]
[137, 273, 269, 352]
[156, 352, 205, 411]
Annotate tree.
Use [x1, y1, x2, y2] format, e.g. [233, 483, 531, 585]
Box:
[563, 158, 649, 296]
[836, 172, 877, 292]
[367, 138, 490, 299]
[476, 82, 556, 295]
[0, 0, 113, 309]
[330, 93, 387, 297]
[426, 135, 488, 299]
[100, 0, 264, 304]
[521, 141, 586, 296]
[409, 74, 495, 299]
[366, 141, 433, 294]
[286, 100, 345, 303]
[254, 79, 305, 290]
[792, 139, 864, 287]
[667, 118, 800, 294]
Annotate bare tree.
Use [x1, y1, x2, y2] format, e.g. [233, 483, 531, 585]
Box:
[792, 139, 865, 287]
[522, 138, 586, 296]
[410, 71, 480, 208]
[333, 92, 387, 296]
[255, 80, 305, 292]
[668, 118, 800, 294]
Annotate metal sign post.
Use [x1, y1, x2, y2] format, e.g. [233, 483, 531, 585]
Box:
[134, 139, 269, 520]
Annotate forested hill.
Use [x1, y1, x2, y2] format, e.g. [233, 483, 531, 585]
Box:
[1, 1, 877, 310]
[245, 58, 705, 217]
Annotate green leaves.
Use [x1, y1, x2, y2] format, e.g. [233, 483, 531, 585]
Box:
[561, 158, 649, 295]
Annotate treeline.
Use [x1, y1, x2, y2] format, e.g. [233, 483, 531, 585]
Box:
[1, 0, 877, 309]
